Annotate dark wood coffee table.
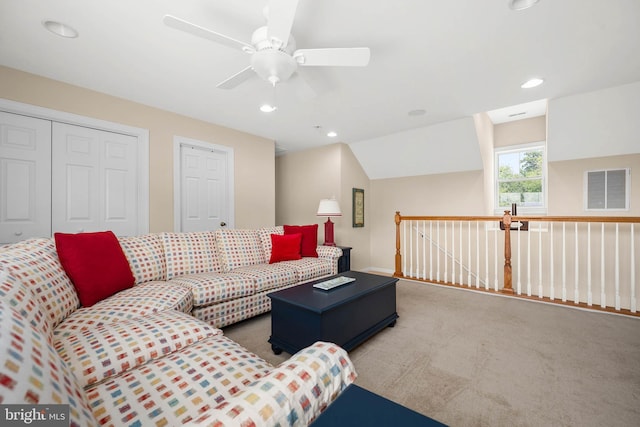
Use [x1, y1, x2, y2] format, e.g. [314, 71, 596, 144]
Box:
[267, 270, 398, 355]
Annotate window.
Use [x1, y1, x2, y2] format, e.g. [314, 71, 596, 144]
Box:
[585, 168, 630, 211]
[495, 143, 546, 213]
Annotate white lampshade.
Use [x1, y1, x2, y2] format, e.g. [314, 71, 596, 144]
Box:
[316, 199, 342, 217]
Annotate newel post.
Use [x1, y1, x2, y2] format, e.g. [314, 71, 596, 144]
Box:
[501, 210, 514, 294]
[394, 211, 402, 277]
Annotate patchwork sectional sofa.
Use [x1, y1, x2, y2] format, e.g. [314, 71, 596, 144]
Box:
[0, 226, 356, 426]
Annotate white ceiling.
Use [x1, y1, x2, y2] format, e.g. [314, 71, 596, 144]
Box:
[1, 0, 639, 155]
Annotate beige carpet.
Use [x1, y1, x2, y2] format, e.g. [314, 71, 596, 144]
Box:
[223, 278, 640, 427]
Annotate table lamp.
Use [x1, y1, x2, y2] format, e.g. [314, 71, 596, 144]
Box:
[316, 198, 342, 246]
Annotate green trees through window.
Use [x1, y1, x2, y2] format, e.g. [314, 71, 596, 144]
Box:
[496, 146, 544, 210]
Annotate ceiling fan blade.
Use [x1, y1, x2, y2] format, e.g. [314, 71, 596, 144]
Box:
[294, 47, 371, 67]
[163, 15, 254, 52]
[216, 66, 255, 89]
[266, 0, 299, 48]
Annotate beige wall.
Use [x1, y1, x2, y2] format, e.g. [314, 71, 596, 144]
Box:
[0, 66, 275, 231]
[494, 115, 546, 147]
[548, 154, 640, 216]
[275, 143, 371, 270]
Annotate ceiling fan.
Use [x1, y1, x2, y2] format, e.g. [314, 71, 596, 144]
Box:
[163, 0, 370, 91]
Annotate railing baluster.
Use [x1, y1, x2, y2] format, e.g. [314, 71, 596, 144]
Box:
[476, 222, 480, 288]
[402, 220, 407, 277]
[631, 224, 636, 313]
[467, 221, 472, 286]
[517, 219, 521, 295]
[409, 221, 414, 278]
[538, 222, 543, 298]
[436, 221, 440, 282]
[562, 222, 567, 302]
[574, 223, 579, 304]
[494, 224, 499, 291]
[587, 222, 592, 306]
[615, 223, 620, 311]
[452, 221, 456, 284]
[444, 221, 448, 283]
[460, 222, 464, 286]
[601, 223, 606, 308]
[429, 221, 433, 281]
[485, 222, 489, 290]
[422, 221, 427, 280]
[527, 221, 531, 296]
[550, 222, 555, 300]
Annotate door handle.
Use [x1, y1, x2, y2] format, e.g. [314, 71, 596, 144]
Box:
[220, 222, 227, 227]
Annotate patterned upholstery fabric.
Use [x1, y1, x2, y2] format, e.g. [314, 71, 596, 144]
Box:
[280, 257, 335, 282]
[186, 341, 357, 426]
[161, 232, 220, 279]
[169, 272, 256, 306]
[55, 281, 193, 339]
[0, 238, 79, 329]
[215, 229, 266, 271]
[85, 335, 273, 426]
[231, 263, 299, 292]
[192, 290, 272, 328]
[119, 234, 167, 284]
[257, 226, 284, 261]
[0, 300, 96, 427]
[55, 309, 222, 388]
[0, 268, 51, 336]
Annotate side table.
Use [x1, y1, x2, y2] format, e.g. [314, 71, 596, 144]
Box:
[337, 246, 351, 273]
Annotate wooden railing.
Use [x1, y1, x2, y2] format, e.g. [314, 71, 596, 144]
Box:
[394, 212, 640, 316]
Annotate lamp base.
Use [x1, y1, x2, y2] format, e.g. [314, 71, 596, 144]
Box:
[323, 218, 336, 246]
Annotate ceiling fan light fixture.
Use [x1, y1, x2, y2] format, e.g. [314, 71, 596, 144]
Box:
[509, 0, 540, 11]
[521, 77, 544, 89]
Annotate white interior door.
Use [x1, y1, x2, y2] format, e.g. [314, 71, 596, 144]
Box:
[52, 122, 138, 235]
[0, 112, 52, 244]
[175, 138, 233, 232]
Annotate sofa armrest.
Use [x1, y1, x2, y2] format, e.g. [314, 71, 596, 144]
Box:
[316, 246, 342, 260]
[186, 341, 357, 426]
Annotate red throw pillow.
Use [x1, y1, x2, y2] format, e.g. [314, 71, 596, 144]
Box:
[283, 224, 319, 257]
[269, 233, 302, 263]
[54, 231, 135, 307]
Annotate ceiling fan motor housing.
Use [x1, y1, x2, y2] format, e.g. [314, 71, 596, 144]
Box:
[250, 26, 297, 84]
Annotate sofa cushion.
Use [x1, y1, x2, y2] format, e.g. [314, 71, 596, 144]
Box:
[0, 300, 96, 426]
[231, 263, 299, 293]
[269, 233, 302, 263]
[284, 224, 319, 257]
[55, 281, 193, 339]
[258, 226, 284, 262]
[169, 272, 256, 306]
[55, 309, 222, 388]
[84, 335, 273, 426]
[119, 234, 167, 284]
[161, 231, 220, 280]
[54, 231, 135, 307]
[0, 238, 80, 330]
[215, 229, 266, 271]
[280, 257, 335, 282]
[0, 268, 50, 337]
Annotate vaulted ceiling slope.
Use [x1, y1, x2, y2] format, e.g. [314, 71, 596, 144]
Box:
[1, 0, 639, 177]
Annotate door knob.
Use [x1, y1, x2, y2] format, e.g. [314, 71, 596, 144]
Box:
[220, 222, 226, 227]
[14, 231, 22, 236]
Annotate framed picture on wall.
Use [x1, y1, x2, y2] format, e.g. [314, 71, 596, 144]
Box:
[352, 188, 364, 227]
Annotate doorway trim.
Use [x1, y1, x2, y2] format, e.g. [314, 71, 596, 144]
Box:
[173, 136, 235, 232]
[0, 98, 150, 234]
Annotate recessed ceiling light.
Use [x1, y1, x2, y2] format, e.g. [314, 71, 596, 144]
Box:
[509, 0, 540, 11]
[521, 78, 544, 89]
[43, 20, 78, 38]
[408, 109, 427, 117]
[327, 131, 338, 138]
[259, 104, 277, 113]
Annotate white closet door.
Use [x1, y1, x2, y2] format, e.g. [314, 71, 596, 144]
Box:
[0, 112, 52, 244]
[179, 143, 229, 232]
[52, 123, 138, 236]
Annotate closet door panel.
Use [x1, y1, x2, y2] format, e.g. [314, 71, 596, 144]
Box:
[0, 112, 51, 243]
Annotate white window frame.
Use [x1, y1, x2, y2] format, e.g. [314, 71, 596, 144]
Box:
[583, 168, 631, 211]
[494, 142, 547, 215]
